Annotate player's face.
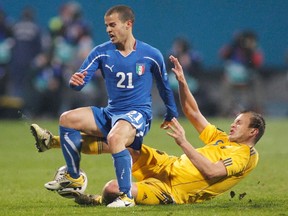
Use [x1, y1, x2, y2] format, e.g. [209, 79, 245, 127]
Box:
[104, 12, 130, 45]
[228, 113, 254, 143]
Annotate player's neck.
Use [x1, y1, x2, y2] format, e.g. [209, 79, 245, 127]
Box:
[116, 36, 136, 56]
[242, 140, 255, 148]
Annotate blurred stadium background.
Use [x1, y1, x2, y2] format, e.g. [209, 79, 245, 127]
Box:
[0, 0, 287, 119]
[1, 2, 288, 214]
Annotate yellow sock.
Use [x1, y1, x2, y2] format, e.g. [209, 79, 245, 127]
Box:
[51, 134, 106, 155]
[51, 136, 60, 148]
[81, 134, 106, 155]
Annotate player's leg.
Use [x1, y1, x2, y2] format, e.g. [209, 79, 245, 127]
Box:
[132, 144, 175, 205]
[30, 123, 110, 154]
[46, 107, 103, 191]
[73, 147, 141, 206]
[106, 120, 136, 207]
[81, 134, 109, 154]
[134, 180, 175, 205]
[106, 111, 150, 207]
[59, 107, 101, 177]
[74, 144, 175, 206]
[77, 177, 174, 206]
[74, 179, 137, 206]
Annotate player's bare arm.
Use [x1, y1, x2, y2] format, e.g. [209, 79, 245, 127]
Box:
[169, 55, 209, 134]
[69, 71, 88, 86]
[167, 118, 227, 179]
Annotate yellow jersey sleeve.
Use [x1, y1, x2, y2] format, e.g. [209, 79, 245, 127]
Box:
[222, 145, 251, 176]
[198, 124, 257, 177]
[199, 124, 229, 145]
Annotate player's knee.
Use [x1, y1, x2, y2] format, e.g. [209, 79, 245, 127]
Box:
[59, 110, 79, 128]
[107, 132, 123, 149]
[59, 111, 70, 126]
[107, 131, 135, 150]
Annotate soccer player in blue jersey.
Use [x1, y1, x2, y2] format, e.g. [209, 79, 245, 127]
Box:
[31, 56, 265, 206]
[32, 5, 178, 207]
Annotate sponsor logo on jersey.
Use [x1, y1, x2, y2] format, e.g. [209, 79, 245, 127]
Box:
[105, 64, 114, 72]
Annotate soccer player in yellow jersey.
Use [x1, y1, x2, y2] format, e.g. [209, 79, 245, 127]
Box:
[31, 55, 265, 205]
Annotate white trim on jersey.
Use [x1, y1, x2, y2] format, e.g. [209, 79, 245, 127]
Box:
[79, 54, 110, 73]
[144, 56, 162, 78]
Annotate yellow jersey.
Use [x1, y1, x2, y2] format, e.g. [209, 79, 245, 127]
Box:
[133, 124, 258, 204]
[170, 124, 258, 203]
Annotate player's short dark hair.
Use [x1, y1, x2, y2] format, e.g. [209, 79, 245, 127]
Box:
[240, 110, 266, 144]
[105, 5, 135, 24]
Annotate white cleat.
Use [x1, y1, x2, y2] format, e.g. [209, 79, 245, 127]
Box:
[30, 124, 53, 152]
[45, 172, 85, 191]
[107, 193, 135, 208]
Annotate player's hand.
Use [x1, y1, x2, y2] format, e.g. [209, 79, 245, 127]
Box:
[166, 117, 187, 146]
[169, 55, 185, 82]
[69, 71, 88, 86]
[160, 120, 171, 130]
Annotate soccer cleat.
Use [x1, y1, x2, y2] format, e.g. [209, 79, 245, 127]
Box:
[45, 172, 85, 191]
[106, 193, 135, 208]
[57, 189, 83, 199]
[30, 124, 53, 152]
[74, 194, 102, 206]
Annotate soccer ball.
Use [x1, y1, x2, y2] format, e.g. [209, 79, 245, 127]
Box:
[54, 165, 88, 199]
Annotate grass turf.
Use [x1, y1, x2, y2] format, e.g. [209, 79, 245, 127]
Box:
[0, 117, 287, 215]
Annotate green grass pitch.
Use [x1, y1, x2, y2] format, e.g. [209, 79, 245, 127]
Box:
[1, 117, 287, 215]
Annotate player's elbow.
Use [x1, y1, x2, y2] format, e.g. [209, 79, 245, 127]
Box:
[181, 102, 194, 116]
[203, 163, 227, 180]
[204, 171, 221, 180]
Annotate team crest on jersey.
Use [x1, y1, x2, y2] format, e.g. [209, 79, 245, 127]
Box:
[136, 64, 145, 76]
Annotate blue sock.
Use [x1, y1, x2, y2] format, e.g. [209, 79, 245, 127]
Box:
[59, 126, 82, 178]
[112, 149, 132, 198]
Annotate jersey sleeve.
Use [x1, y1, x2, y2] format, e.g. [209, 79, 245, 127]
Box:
[152, 49, 178, 121]
[199, 124, 229, 145]
[199, 124, 256, 177]
[222, 146, 251, 176]
[70, 46, 101, 91]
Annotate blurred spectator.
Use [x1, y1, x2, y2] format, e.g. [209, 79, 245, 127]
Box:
[23, 2, 99, 118]
[166, 37, 217, 116]
[219, 30, 264, 116]
[27, 52, 64, 118]
[0, 8, 13, 96]
[47, 1, 101, 114]
[48, 1, 92, 66]
[8, 6, 42, 101]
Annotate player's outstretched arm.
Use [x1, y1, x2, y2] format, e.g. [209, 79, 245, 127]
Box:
[167, 118, 227, 179]
[169, 55, 209, 134]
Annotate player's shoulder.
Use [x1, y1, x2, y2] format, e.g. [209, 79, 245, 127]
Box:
[92, 41, 115, 52]
[136, 40, 162, 56]
[250, 146, 258, 157]
[232, 143, 255, 156]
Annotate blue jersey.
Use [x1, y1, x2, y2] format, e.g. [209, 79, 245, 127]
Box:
[71, 40, 178, 121]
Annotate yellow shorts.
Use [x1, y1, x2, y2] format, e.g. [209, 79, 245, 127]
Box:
[132, 144, 177, 205]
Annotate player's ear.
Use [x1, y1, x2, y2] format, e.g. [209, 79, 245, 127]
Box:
[250, 128, 259, 137]
[126, 20, 133, 29]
